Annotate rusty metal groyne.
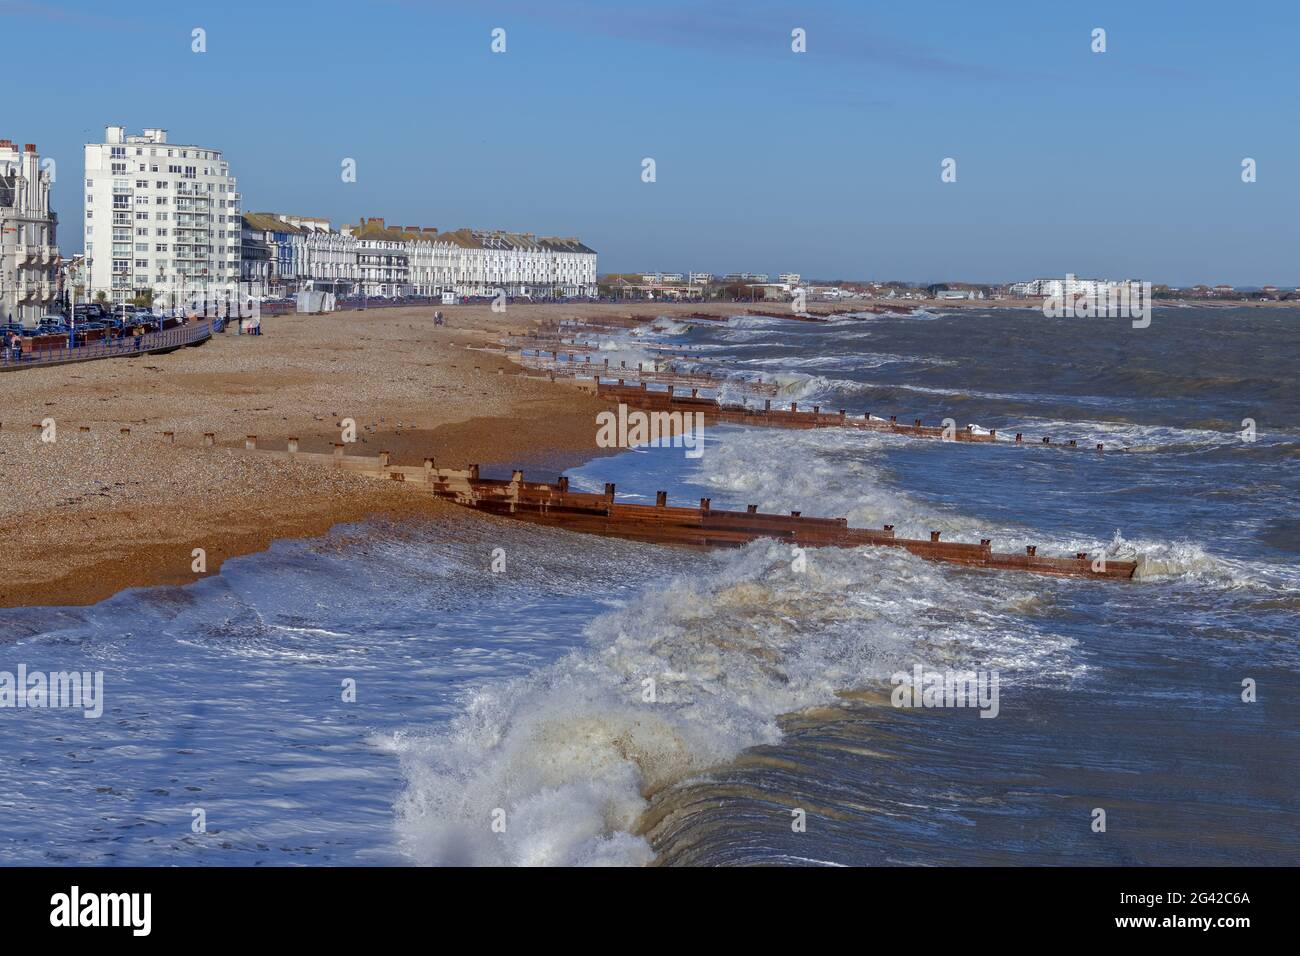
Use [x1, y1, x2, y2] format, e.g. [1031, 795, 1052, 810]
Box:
[233, 440, 1137, 580]
[596, 381, 1104, 449]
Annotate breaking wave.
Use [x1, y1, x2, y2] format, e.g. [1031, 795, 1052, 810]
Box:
[387, 535, 1072, 866]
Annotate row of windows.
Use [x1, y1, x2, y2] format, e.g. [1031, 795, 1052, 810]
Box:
[110, 145, 221, 161]
[90, 209, 239, 222]
[87, 241, 237, 254]
[94, 179, 226, 192]
[101, 164, 233, 185]
[99, 227, 227, 238]
[91, 193, 235, 207]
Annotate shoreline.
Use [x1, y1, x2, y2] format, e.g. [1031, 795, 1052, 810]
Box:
[4, 297, 1295, 610]
[0, 302, 695, 610]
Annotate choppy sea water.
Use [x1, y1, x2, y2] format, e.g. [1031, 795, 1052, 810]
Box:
[2, 306, 1298, 866]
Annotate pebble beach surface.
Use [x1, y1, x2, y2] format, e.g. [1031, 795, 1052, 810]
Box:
[0, 302, 718, 608]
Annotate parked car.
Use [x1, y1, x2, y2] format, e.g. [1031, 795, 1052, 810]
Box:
[74, 303, 109, 321]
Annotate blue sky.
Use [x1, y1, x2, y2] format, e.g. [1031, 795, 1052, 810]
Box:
[4, 0, 1297, 285]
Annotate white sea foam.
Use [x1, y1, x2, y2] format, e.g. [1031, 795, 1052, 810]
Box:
[724, 315, 787, 330]
[1011, 417, 1246, 451]
[388, 536, 1071, 867]
[387, 422, 1107, 867]
[742, 352, 917, 371]
[1116, 533, 1300, 590]
[649, 318, 690, 337]
[695, 427, 1300, 592]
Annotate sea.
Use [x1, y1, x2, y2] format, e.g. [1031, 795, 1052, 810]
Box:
[2, 305, 1297, 866]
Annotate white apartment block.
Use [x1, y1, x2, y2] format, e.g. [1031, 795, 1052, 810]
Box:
[0, 138, 60, 325]
[641, 271, 684, 284]
[84, 126, 241, 304]
[689, 272, 713, 285]
[778, 272, 801, 286]
[1010, 274, 1127, 299]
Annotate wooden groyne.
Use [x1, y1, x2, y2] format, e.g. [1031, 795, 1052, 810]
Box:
[595, 381, 1106, 450]
[232, 441, 1137, 580]
[514, 350, 781, 395]
[742, 304, 918, 320]
[503, 313, 1103, 450]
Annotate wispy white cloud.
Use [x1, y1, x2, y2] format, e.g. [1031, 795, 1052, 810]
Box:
[386, 0, 1014, 80]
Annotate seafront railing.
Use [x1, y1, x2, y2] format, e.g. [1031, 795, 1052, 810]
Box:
[0, 320, 214, 371]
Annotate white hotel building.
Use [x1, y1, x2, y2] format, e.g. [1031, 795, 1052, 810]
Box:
[0, 138, 60, 325]
[84, 126, 241, 304]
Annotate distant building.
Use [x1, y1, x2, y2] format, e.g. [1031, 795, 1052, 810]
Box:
[345, 223, 597, 298]
[778, 272, 801, 286]
[342, 217, 411, 297]
[399, 226, 446, 297]
[748, 283, 789, 301]
[1010, 275, 1132, 299]
[242, 213, 358, 295]
[239, 215, 273, 292]
[1, 137, 60, 325]
[688, 272, 713, 285]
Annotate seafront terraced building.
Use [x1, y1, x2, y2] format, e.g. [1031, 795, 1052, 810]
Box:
[0, 138, 60, 326]
[240, 213, 359, 296]
[342, 218, 598, 298]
